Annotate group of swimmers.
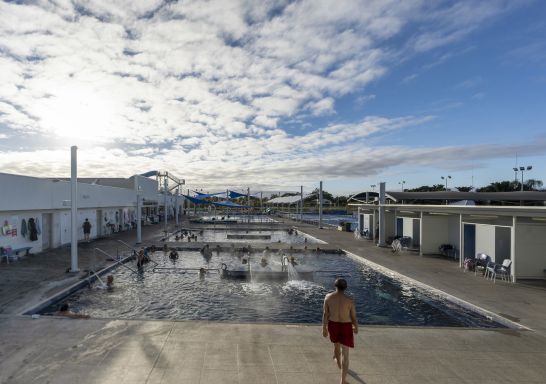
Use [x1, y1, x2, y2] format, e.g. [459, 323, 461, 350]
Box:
[174, 229, 203, 242]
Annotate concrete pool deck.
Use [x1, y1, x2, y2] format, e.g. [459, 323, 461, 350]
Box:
[0, 217, 545, 383]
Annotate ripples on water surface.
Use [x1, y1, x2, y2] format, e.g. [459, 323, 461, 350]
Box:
[42, 251, 504, 327]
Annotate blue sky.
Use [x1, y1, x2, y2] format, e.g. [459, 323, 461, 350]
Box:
[0, 1, 545, 195]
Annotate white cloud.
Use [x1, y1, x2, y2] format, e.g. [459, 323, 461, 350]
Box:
[0, 0, 527, 187]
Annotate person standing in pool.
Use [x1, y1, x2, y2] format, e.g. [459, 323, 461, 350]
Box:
[322, 278, 358, 384]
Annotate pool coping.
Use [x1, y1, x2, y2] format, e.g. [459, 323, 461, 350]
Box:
[20, 252, 136, 316]
[343, 249, 531, 331]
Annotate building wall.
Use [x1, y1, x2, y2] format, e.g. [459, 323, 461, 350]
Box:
[421, 216, 449, 254]
[447, 215, 460, 248]
[0, 173, 159, 212]
[401, 217, 413, 238]
[0, 211, 44, 254]
[475, 224, 496, 260]
[515, 223, 546, 279]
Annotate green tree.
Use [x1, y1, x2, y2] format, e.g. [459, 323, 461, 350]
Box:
[525, 179, 543, 191]
[406, 184, 446, 192]
[477, 181, 518, 192]
[456, 186, 473, 192]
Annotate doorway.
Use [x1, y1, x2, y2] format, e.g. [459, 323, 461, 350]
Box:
[463, 224, 476, 260]
[41, 213, 53, 250]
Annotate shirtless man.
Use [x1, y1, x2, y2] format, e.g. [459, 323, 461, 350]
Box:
[322, 278, 358, 384]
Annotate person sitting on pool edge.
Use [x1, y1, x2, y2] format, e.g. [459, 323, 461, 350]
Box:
[322, 278, 358, 384]
[55, 303, 90, 319]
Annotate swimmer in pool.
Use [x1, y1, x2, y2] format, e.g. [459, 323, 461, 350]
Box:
[55, 303, 90, 319]
[169, 248, 179, 260]
[106, 275, 114, 289]
[199, 267, 206, 279]
[260, 257, 268, 267]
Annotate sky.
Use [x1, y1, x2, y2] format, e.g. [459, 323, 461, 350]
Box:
[0, 0, 545, 195]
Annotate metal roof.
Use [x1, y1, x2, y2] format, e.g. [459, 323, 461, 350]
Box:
[385, 191, 546, 202]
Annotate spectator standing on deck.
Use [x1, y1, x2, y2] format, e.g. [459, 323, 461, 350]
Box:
[322, 278, 358, 384]
[83, 219, 92, 242]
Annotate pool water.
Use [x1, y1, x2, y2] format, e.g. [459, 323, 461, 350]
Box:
[41, 251, 504, 328]
[168, 229, 322, 244]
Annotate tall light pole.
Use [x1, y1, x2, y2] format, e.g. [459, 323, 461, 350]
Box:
[398, 180, 406, 191]
[519, 165, 532, 191]
[441, 175, 451, 190]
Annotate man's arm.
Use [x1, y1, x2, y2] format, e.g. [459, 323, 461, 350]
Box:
[322, 296, 329, 337]
[350, 300, 358, 334]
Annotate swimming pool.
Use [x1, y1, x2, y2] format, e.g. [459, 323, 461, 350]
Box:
[40, 250, 505, 328]
[167, 228, 322, 244]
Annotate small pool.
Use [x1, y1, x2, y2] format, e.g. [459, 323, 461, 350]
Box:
[40, 251, 505, 328]
[168, 228, 321, 244]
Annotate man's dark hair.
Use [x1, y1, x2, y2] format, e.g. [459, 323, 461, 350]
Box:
[334, 278, 347, 291]
[59, 303, 69, 312]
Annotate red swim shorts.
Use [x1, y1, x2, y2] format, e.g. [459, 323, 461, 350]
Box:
[328, 321, 354, 348]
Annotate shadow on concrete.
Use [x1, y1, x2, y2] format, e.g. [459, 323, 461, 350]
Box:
[348, 369, 366, 383]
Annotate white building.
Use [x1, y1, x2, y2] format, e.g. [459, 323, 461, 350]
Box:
[353, 190, 546, 282]
[0, 172, 183, 256]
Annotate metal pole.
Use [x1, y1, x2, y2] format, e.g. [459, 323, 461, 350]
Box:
[175, 187, 179, 226]
[300, 185, 303, 222]
[260, 192, 263, 216]
[164, 176, 168, 233]
[135, 176, 142, 244]
[319, 181, 323, 229]
[70, 146, 79, 272]
[378, 182, 386, 247]
[247, 187, 250, 220]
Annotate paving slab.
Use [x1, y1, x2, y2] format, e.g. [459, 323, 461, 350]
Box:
[0, 316, 545, 384]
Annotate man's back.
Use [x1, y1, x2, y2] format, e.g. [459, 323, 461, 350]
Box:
[324, 292, 353, 323]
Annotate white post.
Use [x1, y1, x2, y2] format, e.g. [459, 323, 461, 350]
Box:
[459, 214, 463, 267]
[511, 216, 517, 283]
[175, 187, 179, 226]
[247, 187, 250, 219]
[300, 185, 303, 222]
[319, 181, 323, 228]
[135, 176, 142, 244]
[163, 176, 168, 233]
[260, 192, 263, 215]
[419, 211, 423, 255]
[378, 182, 386, 247]
[70, 146, 79, 272]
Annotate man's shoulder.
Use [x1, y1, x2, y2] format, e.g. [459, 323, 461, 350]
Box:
[324, 291, 336, 300]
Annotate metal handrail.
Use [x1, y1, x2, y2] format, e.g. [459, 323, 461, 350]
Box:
[116, 240, 159, 268]
[94, 247, 139, 275]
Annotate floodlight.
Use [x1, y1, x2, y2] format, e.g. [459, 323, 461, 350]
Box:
[527, 166, 532, 171]
[519, 166, 525, 171]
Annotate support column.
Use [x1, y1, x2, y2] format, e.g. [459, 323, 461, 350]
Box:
[378, 182, 386, 247]
[419, 211, 424, 256]
[163, 176, 168, 233]
[70, 146, 79, 272]
[459, 214, 463, 267]
[511, 216, 517, 283]
[300, 185, 303, 222]
[135, 176, 142, 244]
[319, 181, 323, 229]
[175, 187, 179, 226]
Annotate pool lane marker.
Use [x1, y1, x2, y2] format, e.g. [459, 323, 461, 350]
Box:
[343, 250, 531, 331]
